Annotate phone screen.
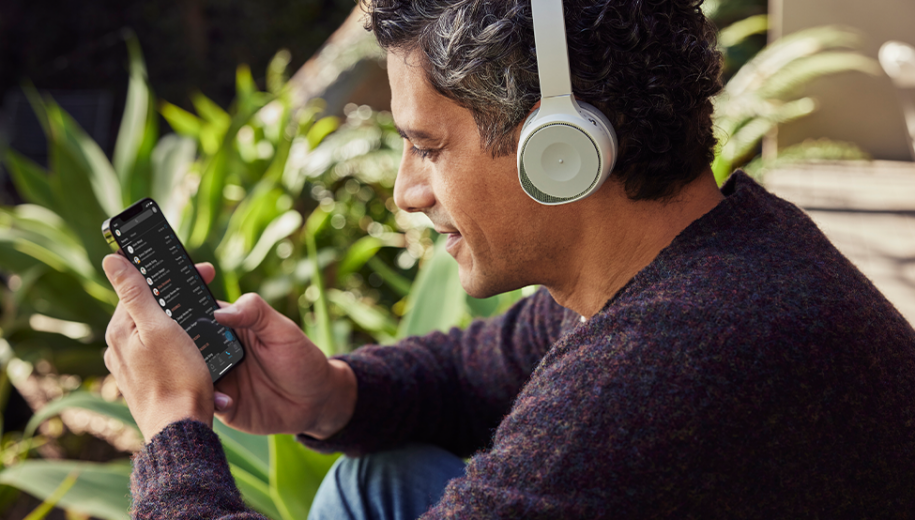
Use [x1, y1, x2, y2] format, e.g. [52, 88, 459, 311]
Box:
[104, 199, 244, 382]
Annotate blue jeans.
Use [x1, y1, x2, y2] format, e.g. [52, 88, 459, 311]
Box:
[308, 444, 466, 520]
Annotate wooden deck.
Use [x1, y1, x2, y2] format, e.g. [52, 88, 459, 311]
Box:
[764, 161, 915, 325]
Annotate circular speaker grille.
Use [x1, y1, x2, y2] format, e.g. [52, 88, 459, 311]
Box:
[520, 122, 602, 204]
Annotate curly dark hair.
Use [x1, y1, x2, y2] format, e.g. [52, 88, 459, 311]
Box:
[366, 0, 722, 200]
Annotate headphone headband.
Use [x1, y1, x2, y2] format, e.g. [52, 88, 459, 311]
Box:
[531, 0, 572, 98]
[519, 0, 618, 205]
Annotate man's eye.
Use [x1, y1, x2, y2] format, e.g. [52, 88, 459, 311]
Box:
[409, 145, 437, 160]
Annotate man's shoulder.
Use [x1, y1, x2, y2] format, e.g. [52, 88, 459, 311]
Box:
[591, 172, 914, 353]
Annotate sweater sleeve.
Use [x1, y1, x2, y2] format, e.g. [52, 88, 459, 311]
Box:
[131, 419, 267, 520]
[300, 288, 570, 457]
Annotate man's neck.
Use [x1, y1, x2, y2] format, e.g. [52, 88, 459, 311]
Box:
[546, 169, 724, 319]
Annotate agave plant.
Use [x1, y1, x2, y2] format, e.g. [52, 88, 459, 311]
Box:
[712, 22, 881, 183]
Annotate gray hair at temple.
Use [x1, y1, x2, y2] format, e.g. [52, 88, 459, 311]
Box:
[365, 0, 723, 200]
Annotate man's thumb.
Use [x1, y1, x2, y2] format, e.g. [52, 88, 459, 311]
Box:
[213, 293, 269, 331]
[103, 254, 163, 322]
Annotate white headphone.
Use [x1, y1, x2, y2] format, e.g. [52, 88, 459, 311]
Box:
[517, 0, 618, 205]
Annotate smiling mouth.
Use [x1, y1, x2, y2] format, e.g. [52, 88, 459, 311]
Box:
[442, 231, 463, 252]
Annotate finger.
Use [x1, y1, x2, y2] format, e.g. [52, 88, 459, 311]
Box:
[214, 391, 233, 412]
[103, 346, 117, 374]
[105, 303, 133, 350]
[103, 255, 164, 326]
[195, 262, 216, 285]
[213, 293, 279, 333]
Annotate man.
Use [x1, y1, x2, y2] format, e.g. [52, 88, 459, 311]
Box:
[103, 0, 915, 517]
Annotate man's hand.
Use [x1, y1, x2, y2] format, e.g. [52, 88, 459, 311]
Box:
[103, 254, 214, 442]
[211, 294, 357, 439]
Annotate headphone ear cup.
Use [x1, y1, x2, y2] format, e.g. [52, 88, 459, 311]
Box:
[575, 101, 617, 174]
[517, 100, 618, 205]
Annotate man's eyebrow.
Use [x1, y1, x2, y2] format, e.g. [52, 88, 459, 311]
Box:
[395, 125, 437, 142]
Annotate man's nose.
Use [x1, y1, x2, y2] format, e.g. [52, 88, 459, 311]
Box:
[393, 153, 435, 212]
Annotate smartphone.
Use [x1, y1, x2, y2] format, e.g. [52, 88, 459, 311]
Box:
[102, 198, 245, 383]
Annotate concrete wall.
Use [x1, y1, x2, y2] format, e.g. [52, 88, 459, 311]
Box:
[771, 0, 915, 161]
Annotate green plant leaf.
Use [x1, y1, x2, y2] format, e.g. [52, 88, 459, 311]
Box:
[27, 269, 115, 328]
[160, 101, 203, 138]
[303, 209, 334, 354]
[0, 204, 95, 278]
[230, 464, 283, 520]
[366, 256, 412, 297]
[327, 288, 398, 341]
[38, 102, 119, 272]
[0, 460, 131, 520]
[188, 151, 229, 248]
[150, 134, 196, 222]
[25, 391, 137, 437]
[3, 151, 54, 209]
[757, 52, 880, 99]
[241, 210, 303, 272]
[45, 100, 122, 218]
[397, 235, 467, 339]
[718, 14, 768, 48]
[113, 35, 150, 191]
[306, 116, 340, 149]
[213, 417, 270, 483]
[336, 236, 383, 282]
[269, 434, 338, 520]
[6, 330, 105, 372]
[192, 92, 232, 135]
[22, 469, 78, 520]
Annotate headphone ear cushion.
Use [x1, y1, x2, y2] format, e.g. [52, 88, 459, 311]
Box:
[517, 101, 618, 204]
[575, 101, 617, 172]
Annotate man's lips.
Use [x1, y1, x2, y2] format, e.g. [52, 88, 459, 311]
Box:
[436, 228, 463, 252]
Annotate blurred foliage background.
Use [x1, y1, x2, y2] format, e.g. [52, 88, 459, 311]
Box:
[0, 0, 883, 517]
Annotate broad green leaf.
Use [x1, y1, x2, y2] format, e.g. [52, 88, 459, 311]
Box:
[241, 210, 302, 272]
[213, 417, 270, 482]
[397, 235, 467, 339]
[306, 117, 340, 149]
[150, 134, 196, 222]
[269, 434, 338, 520]
[725, 26, 862, 99]
[236, 65, 256, 104]
[718, 14, 768, 48]
[41, 105, 117, 272]
[125, 92, 159, 206]
[304, 210, 333, 355]
[336, 236, 383, 281]
[6, 329, 105, 374]
[327, 288, 397, 342]
[757, 52, 879, 99]
[22, 469, 78, 520]
[230, 464, 283, 520]
[45, 101, 122, 217]
[1, 204, 95, 277]
[366, 256, 412, 297]
[27, 270, 115, 327]
[0, 460, 131, 520]
[189, 151, 229, 248]
[192, 92, 231, 134]
[113, 35, 150, 190]
[3, 151, 54, 209]
[160, 101, 203, 138]
[25, 391, 137, 437]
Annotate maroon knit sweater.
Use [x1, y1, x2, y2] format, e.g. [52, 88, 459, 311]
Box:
[133, 172, 915, 518]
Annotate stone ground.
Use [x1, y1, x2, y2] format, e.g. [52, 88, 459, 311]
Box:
[764, 160, 915, 325]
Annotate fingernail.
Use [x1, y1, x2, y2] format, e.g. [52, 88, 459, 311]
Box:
[214, 392, 232, 410]
[213, 306, 237, 319]
[103, 254, 128, 277]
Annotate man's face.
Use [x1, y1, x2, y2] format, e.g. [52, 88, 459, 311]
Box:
[389, 51, 567, 298]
